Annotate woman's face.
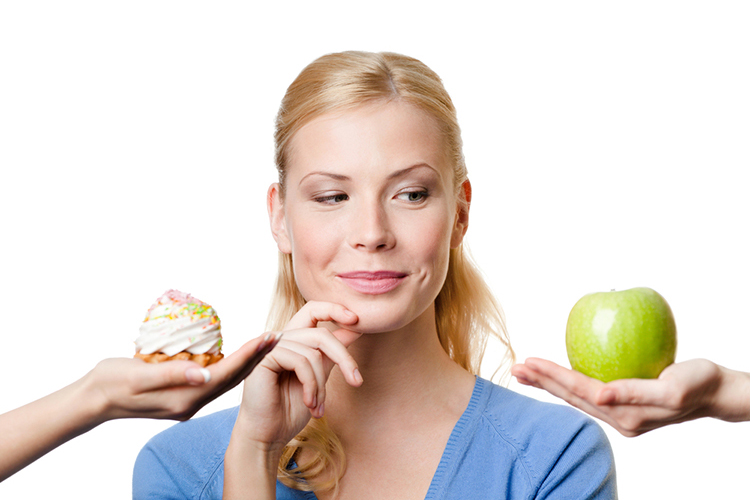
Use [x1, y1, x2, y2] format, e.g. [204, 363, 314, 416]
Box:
[269, 101, 469, 333]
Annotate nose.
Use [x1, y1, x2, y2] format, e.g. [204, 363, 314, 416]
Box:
[347, 198, 395, 251]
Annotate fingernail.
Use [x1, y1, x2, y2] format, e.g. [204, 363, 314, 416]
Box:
[344, 309, 356, 318]
[185, 368, 211, 385]
[257, 332, 272, 350]
[353, 368, 363, 385]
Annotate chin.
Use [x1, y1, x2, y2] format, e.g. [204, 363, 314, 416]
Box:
[342, 300, 430, 334]
[347, 318, 406, 334]
[299, 285, 436, 334]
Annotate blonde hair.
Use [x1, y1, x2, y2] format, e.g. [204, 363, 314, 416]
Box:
[267, 51, 514, 493]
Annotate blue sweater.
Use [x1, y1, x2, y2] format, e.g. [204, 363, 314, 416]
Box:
[133, 377, 617, 499]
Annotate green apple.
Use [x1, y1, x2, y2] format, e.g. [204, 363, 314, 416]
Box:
[566, 287, 677, 383]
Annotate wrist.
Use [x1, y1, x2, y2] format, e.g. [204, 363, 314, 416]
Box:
[77, 364, 115, 427]
[712, 365, 750, 422]
[226, 436, 283, 474]
[224, 422, 282, 498]
[229, 415, 287, 464]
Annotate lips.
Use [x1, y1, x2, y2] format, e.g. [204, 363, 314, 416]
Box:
[337, 271, 407, 295]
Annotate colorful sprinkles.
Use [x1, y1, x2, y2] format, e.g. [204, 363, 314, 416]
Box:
[143, 289, 220, 324]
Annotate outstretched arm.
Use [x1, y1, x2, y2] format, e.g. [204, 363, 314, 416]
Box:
[0, 333, 278, 482]
[512, 358, 750, 437]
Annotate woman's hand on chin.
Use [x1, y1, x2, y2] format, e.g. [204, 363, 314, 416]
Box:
[233, 301, 363, 454]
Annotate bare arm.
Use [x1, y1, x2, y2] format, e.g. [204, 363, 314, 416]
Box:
[0, 334, 276, 482]
[512, 358, 750, 437]
[0, 372, 106, 481]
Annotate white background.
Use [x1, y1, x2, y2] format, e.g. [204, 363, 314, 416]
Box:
[1, 1, 748, 498]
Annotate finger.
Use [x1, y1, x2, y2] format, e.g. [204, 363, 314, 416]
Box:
[511, 364, 543, 388]
[284, 301, 358, 331]
[519, 359, 683, 436]
[524, 359, 610, 412]
[185, 366, 213, 385]
[327, 328, 364, 387]
[330, 327, 363, 349]
[285, 327, 363, 387]
[524, 358, 605, 398]
[166, 333, 284, 413]
[274, 338, 330, 410]
[514, 359, 622, 426]
[596, 378, 672, 407]
[133, 359, 208, 392]
[209, 332, 284, 392]
[260, 344, 322, 409]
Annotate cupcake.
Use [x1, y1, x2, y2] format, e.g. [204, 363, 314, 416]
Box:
[134, 289, 223, 367]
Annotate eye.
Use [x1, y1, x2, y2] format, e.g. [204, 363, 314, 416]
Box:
[314, 193, 349, 205]
[396, 190, 429, 203]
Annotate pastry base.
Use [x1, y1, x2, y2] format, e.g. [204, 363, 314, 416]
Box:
[135, 351, 224, 367]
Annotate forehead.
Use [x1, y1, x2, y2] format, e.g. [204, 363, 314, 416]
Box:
[285, 101, 450, 182]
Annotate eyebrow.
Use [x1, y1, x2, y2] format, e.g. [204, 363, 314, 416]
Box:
[298, 163, 439, 186]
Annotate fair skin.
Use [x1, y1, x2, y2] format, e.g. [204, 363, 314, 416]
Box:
[512, 358, 750, 437]
[0, 333, 278, 482]
[223, 101, 476, 500]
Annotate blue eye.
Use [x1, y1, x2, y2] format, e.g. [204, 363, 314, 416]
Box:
[398, 190, 429, 202]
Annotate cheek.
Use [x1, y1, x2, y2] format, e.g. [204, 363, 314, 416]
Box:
[404, 213, 454, 271]
[287, 215, 340, 297]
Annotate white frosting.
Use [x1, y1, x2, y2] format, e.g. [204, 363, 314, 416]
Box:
[135, 290, 222, 357]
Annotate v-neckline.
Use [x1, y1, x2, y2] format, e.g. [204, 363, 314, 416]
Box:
[295, 376, 485, 500]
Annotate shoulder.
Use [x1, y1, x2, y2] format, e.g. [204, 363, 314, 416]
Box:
[480, 377, 605, 444]
[468, 378, 616, 498]
[132, 406, 239, 500]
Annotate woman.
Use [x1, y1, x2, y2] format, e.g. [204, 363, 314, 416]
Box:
[133, 51, 616, 499]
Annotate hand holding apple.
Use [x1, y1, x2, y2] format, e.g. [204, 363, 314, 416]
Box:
[511, 357, 750, 436]
[511, 287, 750, 435]
[565, 287, 677, 382]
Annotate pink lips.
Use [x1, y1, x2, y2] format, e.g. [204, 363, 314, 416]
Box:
[337, 271, 407, 295]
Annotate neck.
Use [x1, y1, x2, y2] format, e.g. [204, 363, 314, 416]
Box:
[324, 304, 475, 430]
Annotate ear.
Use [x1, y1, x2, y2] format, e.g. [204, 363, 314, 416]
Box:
[267, 183, 292, 254]
[450, 180, 471, 249]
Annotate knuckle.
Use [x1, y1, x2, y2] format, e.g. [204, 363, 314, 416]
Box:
[124, 370, 143, 392]
[610, 383, 637, 404]
[170, 402, 195, 420]
[621, 389, 638, 405]
[618, 415, 644, 434]
[665, 389, 687, 411]
[313, 327, 334, 344]
[309, 348, 324, 363]
[568, 379, 588, 398]
[620, 428, 641, 438]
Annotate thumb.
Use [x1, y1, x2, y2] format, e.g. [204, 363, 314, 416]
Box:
[137, 360, 212, 391]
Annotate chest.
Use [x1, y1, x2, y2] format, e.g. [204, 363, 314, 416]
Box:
[316, 445, 445, 500]
[311, 417, 456, 500]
